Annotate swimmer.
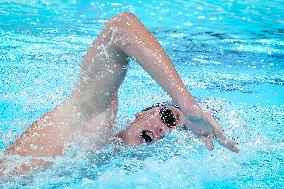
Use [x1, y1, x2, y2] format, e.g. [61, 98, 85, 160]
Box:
[1, 12, 239, 174]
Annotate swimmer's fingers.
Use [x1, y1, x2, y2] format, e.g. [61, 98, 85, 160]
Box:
[202, 135, 214, 150]
[214, 131, 239, 153]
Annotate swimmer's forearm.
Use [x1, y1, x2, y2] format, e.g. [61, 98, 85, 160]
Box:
[108, 13, 197, 110]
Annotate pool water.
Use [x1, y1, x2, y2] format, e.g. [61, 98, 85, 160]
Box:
[0, 0, 283, 188]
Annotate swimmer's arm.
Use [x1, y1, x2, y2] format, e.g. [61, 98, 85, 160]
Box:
[107, 13, 196, 110]
[73, 12, 195, 117]
[107, 13, 238, 152]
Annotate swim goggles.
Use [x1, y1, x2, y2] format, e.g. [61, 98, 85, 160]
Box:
[140, 105, 178, 143]
[141, 103, 179, 129]
[159, 106, 178, 129]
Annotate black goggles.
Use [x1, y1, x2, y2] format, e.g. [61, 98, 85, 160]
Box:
[140, 105, 179, 143]
[159, 106, 177, 128]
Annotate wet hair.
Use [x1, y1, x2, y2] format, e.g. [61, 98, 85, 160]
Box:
[141, 101, 180, 112]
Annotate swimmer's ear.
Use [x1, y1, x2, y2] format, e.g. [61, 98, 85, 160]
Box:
[202, 135, 214, 150]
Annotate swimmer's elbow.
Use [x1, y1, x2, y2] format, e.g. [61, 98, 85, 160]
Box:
[110, 12, 138, 23]
[106, 12, 140, 31]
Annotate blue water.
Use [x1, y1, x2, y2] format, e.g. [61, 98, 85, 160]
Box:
[0, 0, 283, 188]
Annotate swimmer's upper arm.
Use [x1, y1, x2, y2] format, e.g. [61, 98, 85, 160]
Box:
[105, 93, 118, 128]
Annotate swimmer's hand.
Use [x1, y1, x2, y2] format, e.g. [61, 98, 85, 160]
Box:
[183, 105, 239, 153]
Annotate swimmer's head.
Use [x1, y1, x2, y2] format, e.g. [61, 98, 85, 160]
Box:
[116, 102, 187, 146]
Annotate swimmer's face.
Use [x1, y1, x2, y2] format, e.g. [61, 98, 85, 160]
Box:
[118, 106, 187, 146]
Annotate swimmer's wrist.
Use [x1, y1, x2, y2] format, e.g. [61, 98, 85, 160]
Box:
[171, 87, 203, 118]
[174, 91, 195, 108]
[177, 95, 200, 115]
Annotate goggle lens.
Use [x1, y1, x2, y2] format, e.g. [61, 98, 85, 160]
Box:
[159, 107, 177, 128]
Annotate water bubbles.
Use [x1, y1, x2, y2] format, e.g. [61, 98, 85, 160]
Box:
[29, 144, 38, 151]
[184, 22, 193, 26]
[197, 7, 204, 11]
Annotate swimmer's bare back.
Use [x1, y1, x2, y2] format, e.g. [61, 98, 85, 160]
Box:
[1, 12, 198, 173]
